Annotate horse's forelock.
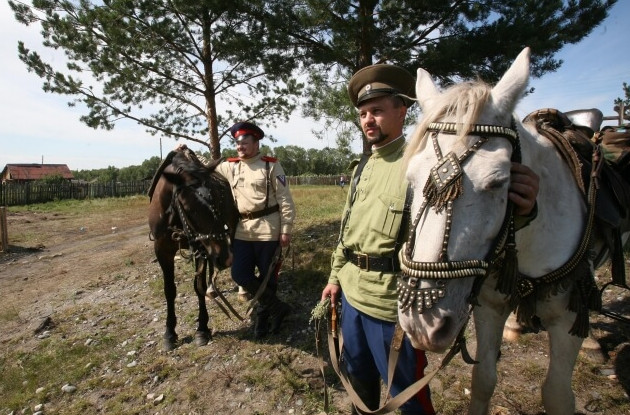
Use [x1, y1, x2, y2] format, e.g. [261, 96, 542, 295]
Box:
[403, 80, 492, 169]
[171, 153, 210, 182]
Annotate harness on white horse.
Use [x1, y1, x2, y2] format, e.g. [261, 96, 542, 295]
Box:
[398, 117, 605, 338]
[398, 120, 521, 314]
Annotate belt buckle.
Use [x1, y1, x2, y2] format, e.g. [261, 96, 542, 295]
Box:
[356, 252, 369, 271]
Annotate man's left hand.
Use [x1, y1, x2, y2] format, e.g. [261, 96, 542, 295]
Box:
[280, 233, 291, 247]
[509, 163, 539, 216]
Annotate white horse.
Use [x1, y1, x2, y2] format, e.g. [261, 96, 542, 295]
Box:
[398, 47, 610, 414]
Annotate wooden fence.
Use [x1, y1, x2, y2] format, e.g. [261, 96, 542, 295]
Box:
[0, 175, 343, 207]
[0, 180, 152, 207]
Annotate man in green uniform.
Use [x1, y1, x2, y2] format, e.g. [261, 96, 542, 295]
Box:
[320, 64, 539, 414]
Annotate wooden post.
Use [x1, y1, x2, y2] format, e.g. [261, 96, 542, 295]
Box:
[0, 207, 7, 252]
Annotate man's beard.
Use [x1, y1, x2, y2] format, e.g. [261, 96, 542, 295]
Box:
[365, 128, 388, 145]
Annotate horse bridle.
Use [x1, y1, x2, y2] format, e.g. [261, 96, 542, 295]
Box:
[172, 174, 232, 253]
[398, 120, 521, 315]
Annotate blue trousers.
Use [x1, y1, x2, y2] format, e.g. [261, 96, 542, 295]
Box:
[341, 295, 435, 414]
[230, 239, 279, 288]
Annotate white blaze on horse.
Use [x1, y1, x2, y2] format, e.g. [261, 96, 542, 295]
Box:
[398, 47, 611, 415]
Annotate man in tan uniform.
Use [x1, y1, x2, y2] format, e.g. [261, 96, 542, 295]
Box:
[216, 122, 295, 338]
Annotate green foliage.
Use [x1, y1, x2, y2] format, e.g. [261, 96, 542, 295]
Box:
[9, 0, 304, 159]
[70, 146, 358, 179]
[9, 0, 617, 161]
[72, 156, 161, 182]
[269, 0, 617, 152]
[273, 145, 356, 176]
[39, 173, 65, 184]
[614, 82, 630, 123]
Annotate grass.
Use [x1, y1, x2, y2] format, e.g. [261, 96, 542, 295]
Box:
[0, 186, 347, 414]
[2, 185, 630, 414]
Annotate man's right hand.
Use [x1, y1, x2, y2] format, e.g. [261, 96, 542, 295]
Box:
[321, 283, 341, 308]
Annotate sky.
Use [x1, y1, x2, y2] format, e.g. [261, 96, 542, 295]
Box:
[1, 1, 628, 171]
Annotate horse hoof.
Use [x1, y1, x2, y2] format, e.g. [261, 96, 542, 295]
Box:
[238, 292, 252, 302]
[580, 336, 605, 364]
[194, 330, 211, 346]
[502, 326, 521, 342]
[503, 314, 522, 342]
[163, 336, 178, 351]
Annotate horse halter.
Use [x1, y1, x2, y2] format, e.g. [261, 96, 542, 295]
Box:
[398, 120, 521, 315]
[172, 174, 232, 253]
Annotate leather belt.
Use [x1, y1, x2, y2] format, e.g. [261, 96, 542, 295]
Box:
[343, 248, 400, 272]
[240, 204, 279, 220]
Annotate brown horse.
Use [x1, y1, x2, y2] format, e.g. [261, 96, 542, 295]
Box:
[148, 150, 239, 351]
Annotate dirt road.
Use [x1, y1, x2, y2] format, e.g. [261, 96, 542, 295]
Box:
[2, 199, 630, 414]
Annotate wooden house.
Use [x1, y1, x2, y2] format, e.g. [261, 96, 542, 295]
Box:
[1, 164, 74, 183]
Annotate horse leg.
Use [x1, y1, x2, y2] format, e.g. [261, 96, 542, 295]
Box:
[540, 297, 583, 415]
[156, 241, 178, 351]
[193, 259, 212, 346]
[469, 279, 512, 415]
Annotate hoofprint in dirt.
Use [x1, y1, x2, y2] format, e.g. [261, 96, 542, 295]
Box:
[1, 196, 629, 414]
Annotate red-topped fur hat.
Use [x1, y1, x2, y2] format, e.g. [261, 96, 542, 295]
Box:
[229, 121, 265, 141]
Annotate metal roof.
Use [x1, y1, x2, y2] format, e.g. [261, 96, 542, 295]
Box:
[1, 164, 74, 181]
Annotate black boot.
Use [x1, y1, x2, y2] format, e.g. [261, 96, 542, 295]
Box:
[254, 306, 269, 339]
[347, 372, 380, 414]
[242, 279, 291, 336]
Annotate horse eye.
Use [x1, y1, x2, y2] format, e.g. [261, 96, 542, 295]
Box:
[485, 176, 509, 191]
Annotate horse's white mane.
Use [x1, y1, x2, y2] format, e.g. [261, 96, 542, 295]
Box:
[403, 80, 492, 169]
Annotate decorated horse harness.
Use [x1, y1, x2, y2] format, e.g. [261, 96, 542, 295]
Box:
[397, 119, 603, 338]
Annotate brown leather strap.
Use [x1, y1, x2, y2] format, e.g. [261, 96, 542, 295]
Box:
[239, 204, 279, 220]
[326, 318, 447, 414]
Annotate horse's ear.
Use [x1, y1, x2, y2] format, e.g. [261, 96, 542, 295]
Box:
[415, 68, 440, 111]
[491, 47, 531, 114]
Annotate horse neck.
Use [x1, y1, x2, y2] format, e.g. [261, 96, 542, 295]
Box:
[515, 122, 588, 276]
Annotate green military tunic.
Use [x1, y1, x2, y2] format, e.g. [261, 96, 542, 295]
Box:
[329, 136, 408, 322]
[328, 136, 538, 323]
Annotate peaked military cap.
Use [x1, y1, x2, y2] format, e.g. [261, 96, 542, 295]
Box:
[348, 64, 416, 108]
[229, 121, 265, 141]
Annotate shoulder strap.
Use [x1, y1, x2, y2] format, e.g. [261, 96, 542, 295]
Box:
[350, 154, 370, 206]
[395, 184, 413, 253]
[337, 154, 370, 246]
[265, 160, 270, 208]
